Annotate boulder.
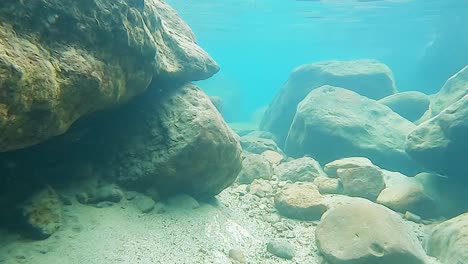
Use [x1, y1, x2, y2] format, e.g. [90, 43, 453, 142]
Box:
[261, 150, 284, 167]
[425, 213, 468, 264]
[324, 157, 374, 178]
[260, 60, 396, 145]
[237, 154, 273, 184]
[274, 157, 326, 182]
[419, 65, 468, 122]
[378, 91, 430, 122]
[316, 199, 427, 264]
[406, 95, 468, 181]
[313, 176, 342, 194]
[98, 84, 242, 197]
[285, 86, 419, 175]
[274, 183, 328, 220]
[337, 166, 385, 201]
[0, 0, 218, 152]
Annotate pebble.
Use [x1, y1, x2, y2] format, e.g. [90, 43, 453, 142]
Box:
[267, 240, 295, 260]
[229, 249, 246, 263]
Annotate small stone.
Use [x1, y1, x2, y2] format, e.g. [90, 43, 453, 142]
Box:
[324, 157, 374, 178]
[337, 166, 385, 201]
[404, 211, 422, 223]
[237, 154, 273, 184]
[132, 194, 156, 213]
[264, 214, 281, 224]
[229, 249, 246, 263]
[261, 150, 284, 167]
[267, 240, 295, 259]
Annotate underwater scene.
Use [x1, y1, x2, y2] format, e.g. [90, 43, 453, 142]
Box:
[0, 0, 467, 263]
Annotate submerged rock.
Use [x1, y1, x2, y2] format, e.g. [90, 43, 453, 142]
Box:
[285, 86, 419, 175]
[237, 154, 273, 184]
[419, 65, 468, 122]
[260, 60, 396, 145]
[337, 166, 385, 201]
[425, 213, 468, 264]
[249, 179, 273, 198]
[76, 184, 123, 205]
[0, 0, 218, 152]
[20, 188, 63, 240]
[274, 157, 326, 182]
[406, 94, 468, 181]
[240, 136, 281, 154]
[377, 171, 436, 218]
[313, 176, 342, 195]
[324, 157, 374, 178]
[132, 194, 156, 213]
[378, 91, 430, 122]
[274, 183, 328, 220]
[316, 199, 427, 264]
[267, 240, 295, 260]
[104, 84, 242, 197]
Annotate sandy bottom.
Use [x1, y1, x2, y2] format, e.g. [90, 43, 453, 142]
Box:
[0, 183, 442, 264]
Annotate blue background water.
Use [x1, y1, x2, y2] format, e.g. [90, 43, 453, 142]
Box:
[166, 0, 468, 122]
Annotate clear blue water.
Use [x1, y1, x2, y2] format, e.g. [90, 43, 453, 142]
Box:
[167, 0, 468, 122]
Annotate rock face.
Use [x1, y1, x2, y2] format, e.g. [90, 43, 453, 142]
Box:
[274, 157, 326, 182]
[425, 213, 468, 264]
[337, 166, 385, 201]
[274, 183, 328, 220]
[406, 95, 468, 181]
[316, 199, 427, 264]
[237, 154, 273, 184]
[285, 86, 418, 175]
[419, 65, 468, 122]
[99, 84, 242, 197]
[260, 60, 396, 145]
[378, 91, 430, 122]
[0, 0, 218, 152]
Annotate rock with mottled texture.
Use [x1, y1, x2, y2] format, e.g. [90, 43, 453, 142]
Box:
[314, 176, 342, 194]
[324, 157, 374, 178]
[98, 84, 242, 197]
[240, 136, 281, 154]
[261, 150, 284, 167]
[285, 86, 419, 175]
[316, 199, 427, 264]
[378, 91, 430, 122]
[20, 188, 63, 240]
[237, 154, 273, 184]
[267, 240, 295, 260]
[274, 183, 328, 220]
[407, 95, 468, 181]
[274, 157, 326, 182]
[260, 60, 396, 145]
[249, 179, 273, 198]
[337, 166, 385, 201]
[0, 0, 218, 152]
[425, 213, 468, 264]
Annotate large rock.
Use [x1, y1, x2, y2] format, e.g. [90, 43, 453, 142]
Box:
[274, 157, 326, 182]
[237, 154, 273, 184]
[378, 91, 430, 122]
[240, 136, 281, 154]
[0, 0, 218, 152]
[260, 60, 396, 145]
[336, 166, 385, 201]
[316, 199, 427, 264]
[274, 183, 328, 220]
[285, 86, 419, 175]
[406, 95, 468, 181]
[419, 65, 468, 122]
[425, 213, 468, 264]
[324, 157, 374, 178]
[99, 84, 242, 197]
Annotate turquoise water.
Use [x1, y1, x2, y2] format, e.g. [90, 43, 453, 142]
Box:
[167, 0, 468, 122]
